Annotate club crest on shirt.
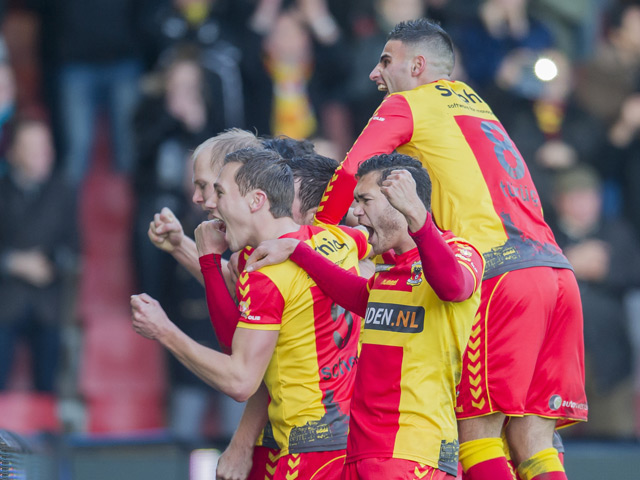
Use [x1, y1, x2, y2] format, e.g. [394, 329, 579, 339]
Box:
[407, 261, 423, 287]
[239, 299, 250, 317]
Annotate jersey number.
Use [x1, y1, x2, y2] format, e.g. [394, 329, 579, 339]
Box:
[480, 121, 525, 180]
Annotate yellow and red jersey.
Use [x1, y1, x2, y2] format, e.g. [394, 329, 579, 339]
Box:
[316, 79, 572, 279]
[346, 232, 483, 475]
[236, 224, 370, 455]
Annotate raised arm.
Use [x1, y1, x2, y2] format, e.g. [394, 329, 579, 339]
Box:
[131, 293, 277, 402]
[195, 221, 243, 353]
[149, 207, 236, 292]
[199, 253, 241, 354]
[382, 169, 483, 301]
[315, 94, 414, 225]
[148, 207, 204, 283]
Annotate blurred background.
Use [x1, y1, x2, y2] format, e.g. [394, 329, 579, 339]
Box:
[0, 0, 640, 478]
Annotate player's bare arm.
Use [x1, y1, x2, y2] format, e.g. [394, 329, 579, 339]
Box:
[130, 293, 277, 402]
[216, 383, 269, 480]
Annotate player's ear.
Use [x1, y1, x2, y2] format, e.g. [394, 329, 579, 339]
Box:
[304, 207, 318, 225]
[412, 55, 426, 77]
[249, 189, 268, 213]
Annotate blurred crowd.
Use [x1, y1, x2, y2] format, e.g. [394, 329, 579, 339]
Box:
[1, 0, 640, 442]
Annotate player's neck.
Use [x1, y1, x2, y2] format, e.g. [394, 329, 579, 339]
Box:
[393, 234, 417, 256]
[252, 216, 301, 247]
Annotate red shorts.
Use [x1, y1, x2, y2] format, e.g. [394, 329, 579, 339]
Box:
[341, 457, 454, 480]
[247, 446, 280, 480]
[273, 450, 346, 480]
[455, 267, 587, 426]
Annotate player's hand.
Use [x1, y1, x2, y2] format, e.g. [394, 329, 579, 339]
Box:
[130, 293, 173, 341]
[380, 169, 427, 232]
[148, 207, 184, 253]
[245, 238, 300, 272]
[215, 444, 253, 480]
[194, 220, 229, 257]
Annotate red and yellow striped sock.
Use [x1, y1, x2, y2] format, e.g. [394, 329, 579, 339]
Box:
[517, 448, 566, 480]
[459, 438, 516, 480]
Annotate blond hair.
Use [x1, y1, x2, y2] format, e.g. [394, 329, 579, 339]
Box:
[191, 128, 263, 171]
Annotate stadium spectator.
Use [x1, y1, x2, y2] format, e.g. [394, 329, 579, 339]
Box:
[314, 18, 586, 480]
[132, 47, 222, 301]
[0, 117, 78, 394]
[345, 0, 427, 138]
[450, 0, 555, 94]
[551, 165, 640, 439]
[28, 0, 146, 187]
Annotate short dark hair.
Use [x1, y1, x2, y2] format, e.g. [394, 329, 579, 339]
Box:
[261, 135, 316, 161]
[224, 148, 294, 218]
[286, 153, 339, 215]
[357, 153, 432, 211]
[388, 18, 454, 75]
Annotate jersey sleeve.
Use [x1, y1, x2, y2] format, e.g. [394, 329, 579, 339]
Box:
[408, 214, 484, 302]
[315, 94, 414, 225]
[338, 225, 372, 260]
[443, 232, 485, 294]
[236, 270, 285, 331]
[199, 253, 242, 354]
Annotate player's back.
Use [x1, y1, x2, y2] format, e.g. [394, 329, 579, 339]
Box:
[395, 80, 571, 278]
[236, 224, 369, 455]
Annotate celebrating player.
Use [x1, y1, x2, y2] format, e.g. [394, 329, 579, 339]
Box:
[313, 18, 586, 480]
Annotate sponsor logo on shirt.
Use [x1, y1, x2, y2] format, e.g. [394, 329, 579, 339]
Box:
[314, 237, 348, 257]
[364, 302, 424, 333]
[381, 279, 398, 286]
[549, 394, 562, 411]
[372, 115, 385, 122]
[375, 264, 394, 272]
[320, 355, 358, 381]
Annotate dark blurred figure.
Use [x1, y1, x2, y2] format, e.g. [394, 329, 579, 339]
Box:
[0, 116, 78, 393]
[552, 165, 640, 438]
[450, 0, 555, 94]
[27, 0, 147, 187]
[346, 0, 427, 135]
[575, 2, 640, 236]
[133, 47, 221, 302]
[575, 2, 640, 125]
[258, 0, 354, 155]
[0, 60, 16, 175]
[528, 0, 608, 61]
[143, 0, 267, 132]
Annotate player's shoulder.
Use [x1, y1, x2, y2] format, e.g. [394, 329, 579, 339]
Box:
[310, 221, 368, 247]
